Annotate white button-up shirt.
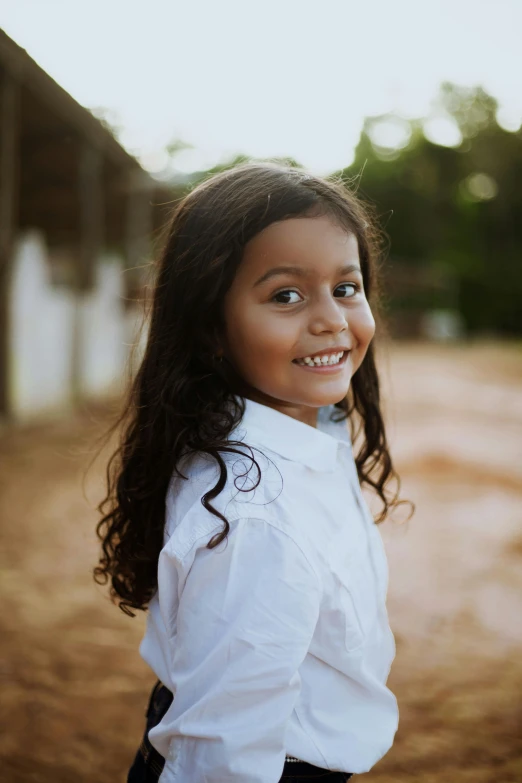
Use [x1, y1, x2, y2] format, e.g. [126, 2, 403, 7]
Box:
[140, 398, 398, 781]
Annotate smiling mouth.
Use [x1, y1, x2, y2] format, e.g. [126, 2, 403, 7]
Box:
[292, 350, 350, 368]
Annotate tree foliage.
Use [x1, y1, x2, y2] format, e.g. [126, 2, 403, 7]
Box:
[338, 83, 522, 335]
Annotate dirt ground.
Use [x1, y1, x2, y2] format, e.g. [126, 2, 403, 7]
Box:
[0, 340, 521, 783]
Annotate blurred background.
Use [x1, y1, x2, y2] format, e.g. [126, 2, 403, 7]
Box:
[0, 1, 521, 781]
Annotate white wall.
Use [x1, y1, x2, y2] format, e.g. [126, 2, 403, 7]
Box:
[9, 230, 75, 418]
[78, 256, 128, 398]
[8, 230, 141, 421]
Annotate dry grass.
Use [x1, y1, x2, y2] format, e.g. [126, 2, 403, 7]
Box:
[1, 340, 521, 782]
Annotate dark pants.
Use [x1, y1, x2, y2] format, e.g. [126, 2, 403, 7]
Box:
[127, 680, 353, 782]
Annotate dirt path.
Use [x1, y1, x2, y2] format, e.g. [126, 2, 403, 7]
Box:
[0, 340, 521, 782]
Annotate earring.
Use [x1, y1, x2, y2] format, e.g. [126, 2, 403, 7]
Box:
[213, 354, 223, 363]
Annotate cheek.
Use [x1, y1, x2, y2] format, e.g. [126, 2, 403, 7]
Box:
[225, 303, 295, 363]
[352, 305, 376, 362]
[359, 307, 376, 343]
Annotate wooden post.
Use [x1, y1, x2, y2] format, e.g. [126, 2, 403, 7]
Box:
[124, 168, 153, 375]
[70, 142, 104, 404]
[78, 143, 104, 290]
[125, 168, 152, 276]
[0, 70, 19, 419]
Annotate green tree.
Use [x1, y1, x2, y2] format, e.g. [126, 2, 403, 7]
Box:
[338, 83, 522, 334]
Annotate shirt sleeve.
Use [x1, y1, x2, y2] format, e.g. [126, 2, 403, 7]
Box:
[154, 516, 322, 783]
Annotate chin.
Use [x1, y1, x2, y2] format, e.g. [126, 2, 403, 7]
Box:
[301, 386, 351, 407]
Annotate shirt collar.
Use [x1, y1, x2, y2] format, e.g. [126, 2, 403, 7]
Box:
[231, 396, 351, 473]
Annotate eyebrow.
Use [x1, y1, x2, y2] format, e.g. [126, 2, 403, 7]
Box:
[253, 264, 362, 288]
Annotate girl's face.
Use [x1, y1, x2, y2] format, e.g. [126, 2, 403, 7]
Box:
[222, 214, 375, 427]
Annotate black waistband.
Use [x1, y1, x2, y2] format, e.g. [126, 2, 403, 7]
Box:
[282, 758, 353, 780]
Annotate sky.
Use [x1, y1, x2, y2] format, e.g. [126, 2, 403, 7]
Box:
[2, 0, 522, 176]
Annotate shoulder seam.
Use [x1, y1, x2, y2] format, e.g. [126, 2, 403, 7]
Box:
[171, 515, 322, 591]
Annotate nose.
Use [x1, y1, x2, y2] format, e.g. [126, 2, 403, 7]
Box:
[309, 291, 348, 335]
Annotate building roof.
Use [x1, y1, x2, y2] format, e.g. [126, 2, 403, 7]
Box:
[0, 27, 151, 174]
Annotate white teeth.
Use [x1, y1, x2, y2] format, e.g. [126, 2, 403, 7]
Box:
[295, 350, 346, 366]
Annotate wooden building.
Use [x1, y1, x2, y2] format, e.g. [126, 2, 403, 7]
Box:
[0, 29, 170, 422]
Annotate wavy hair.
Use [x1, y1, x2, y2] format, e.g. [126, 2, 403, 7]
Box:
[93, 161, 413, 616]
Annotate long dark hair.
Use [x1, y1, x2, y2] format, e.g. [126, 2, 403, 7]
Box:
[93, 161, 412, 617]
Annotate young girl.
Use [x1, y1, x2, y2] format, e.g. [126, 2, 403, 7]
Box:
[94, 162, 410, 782]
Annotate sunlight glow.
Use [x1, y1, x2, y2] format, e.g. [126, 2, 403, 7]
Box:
[368, 118, 412, 151]
[1, 0, 521, 174]
[423, 116, 463, 148]
[462, 172, 499, 201]
[496, 105, 522, 133]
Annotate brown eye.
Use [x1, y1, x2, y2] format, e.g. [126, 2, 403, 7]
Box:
[272, 289, 302, 305]
[335, 283, 359, 298]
